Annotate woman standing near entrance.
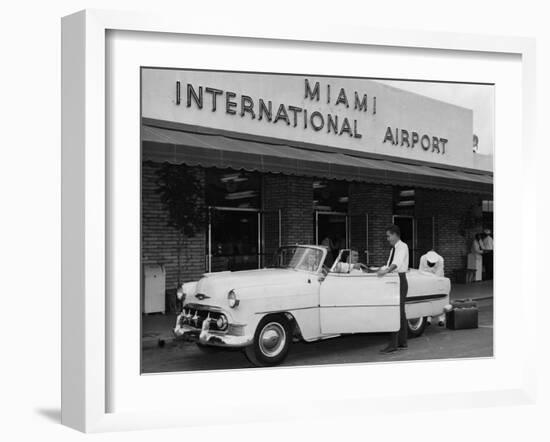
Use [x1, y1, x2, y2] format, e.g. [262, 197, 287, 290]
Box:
[467, 233, 484, 282]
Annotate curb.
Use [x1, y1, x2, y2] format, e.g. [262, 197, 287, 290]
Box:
[450, 295, 493, 302]
[470, 295, 493, 301]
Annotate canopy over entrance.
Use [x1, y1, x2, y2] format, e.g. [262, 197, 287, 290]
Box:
[142, 121, 493, 195]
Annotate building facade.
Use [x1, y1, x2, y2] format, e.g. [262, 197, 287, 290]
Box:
[141, 69, 493, 292]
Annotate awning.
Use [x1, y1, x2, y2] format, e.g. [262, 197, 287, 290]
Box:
[142, 124, 493, 195]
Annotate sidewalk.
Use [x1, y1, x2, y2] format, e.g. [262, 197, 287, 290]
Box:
[450, 280, 493, 301]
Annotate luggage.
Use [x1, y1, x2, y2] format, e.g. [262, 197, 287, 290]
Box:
[451, 298, 478, 309]
[446, 298, 479, 330]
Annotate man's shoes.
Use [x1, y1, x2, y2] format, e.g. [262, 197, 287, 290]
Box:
[379, 345, 398, 354]
[398, 344, 408, 351]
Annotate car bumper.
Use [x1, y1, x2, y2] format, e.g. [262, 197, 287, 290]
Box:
[173, 321, 253, 348]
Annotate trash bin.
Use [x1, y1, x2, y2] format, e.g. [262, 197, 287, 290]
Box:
[143, 264, 165, 314]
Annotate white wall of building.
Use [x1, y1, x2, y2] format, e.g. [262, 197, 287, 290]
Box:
[142, 69, 480, 170]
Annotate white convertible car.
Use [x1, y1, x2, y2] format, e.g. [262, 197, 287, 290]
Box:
[174, 245, 451, 366]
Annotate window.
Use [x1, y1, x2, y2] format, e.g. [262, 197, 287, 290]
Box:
[394, 187, 415, 216]
[313, 179, 349, 212]
[482, 200, 493, 212]
[206, 168, 261, 209]
[482, 200, 493, 232]
[206, 168, 261, 271]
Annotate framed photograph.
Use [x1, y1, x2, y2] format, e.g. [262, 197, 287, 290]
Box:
[62, 9, 537, 432]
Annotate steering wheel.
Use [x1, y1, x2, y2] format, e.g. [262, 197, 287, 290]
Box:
[357, 263, 369, 272]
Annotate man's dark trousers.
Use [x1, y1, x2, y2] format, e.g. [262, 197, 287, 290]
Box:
[390, 272, 408, 348]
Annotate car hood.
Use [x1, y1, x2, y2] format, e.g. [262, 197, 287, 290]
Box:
[186, 268, 308, 306]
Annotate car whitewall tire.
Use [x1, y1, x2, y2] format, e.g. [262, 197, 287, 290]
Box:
[245, 315, 292, 367]
[407, 316, 428, 338]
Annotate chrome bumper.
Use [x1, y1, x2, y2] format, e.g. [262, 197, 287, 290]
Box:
[173, 314, 252, 348]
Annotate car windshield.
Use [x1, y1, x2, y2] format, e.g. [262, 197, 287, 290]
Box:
[272, 246, 325, 272]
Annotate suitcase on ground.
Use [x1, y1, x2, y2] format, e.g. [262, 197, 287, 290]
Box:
[446, 299, 479, 330]
[451, 298, 478, 309]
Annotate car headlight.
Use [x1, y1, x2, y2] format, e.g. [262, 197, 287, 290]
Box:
[176, 287, 185, 301]
[228, 289, 239, 308]
[216, 315, 228, 331]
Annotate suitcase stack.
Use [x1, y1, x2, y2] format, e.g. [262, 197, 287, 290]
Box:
[445, 298, 479, 330]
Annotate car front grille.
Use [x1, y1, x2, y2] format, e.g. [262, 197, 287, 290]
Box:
[179, 304, 227, 332]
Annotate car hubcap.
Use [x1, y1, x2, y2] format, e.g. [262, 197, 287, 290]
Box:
[408, 317, 424, 331]
[259, 322, 286, 357]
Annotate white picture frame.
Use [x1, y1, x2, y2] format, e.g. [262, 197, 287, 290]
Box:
[61, 9, 537, 433]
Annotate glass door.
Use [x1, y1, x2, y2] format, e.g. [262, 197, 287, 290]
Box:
[349, 213, 370, 265]
[207, 207, 261, 272]
[315, 211, 349, 268]
[414, 216, 436, 268]
[392, 215, 415, 268]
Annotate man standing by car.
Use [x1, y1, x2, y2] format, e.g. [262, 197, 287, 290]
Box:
[377, 225, 409, 354]
[482, 229, 494, 280]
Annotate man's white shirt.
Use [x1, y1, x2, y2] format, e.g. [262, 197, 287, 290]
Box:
[482, 235, 493, 251]
[387, 239, 409, 273]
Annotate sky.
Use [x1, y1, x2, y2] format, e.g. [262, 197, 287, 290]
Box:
[376, 80, 494, 156]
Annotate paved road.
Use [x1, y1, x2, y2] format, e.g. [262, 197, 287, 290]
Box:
[141, 299, 493, 373]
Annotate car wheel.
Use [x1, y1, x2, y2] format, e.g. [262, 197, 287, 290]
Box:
[245, 315, 291, 367]
[407, 316, 427, 338]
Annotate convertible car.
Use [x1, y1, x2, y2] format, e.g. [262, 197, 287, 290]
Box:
[174, 245, 451, 367]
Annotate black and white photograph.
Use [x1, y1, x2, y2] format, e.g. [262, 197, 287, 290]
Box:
[140, 68, 494, 372]
[4, 0, 550, 439]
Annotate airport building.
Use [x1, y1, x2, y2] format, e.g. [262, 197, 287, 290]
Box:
[141, 68, 493, 291]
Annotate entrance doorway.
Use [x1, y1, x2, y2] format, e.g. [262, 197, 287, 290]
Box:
[208, 207, 260, 272]
[392, 215, 414, 268]
[392, 215, 436, 268]
[207, 207, 282, 272]
[315, 211, 348, 267]
[415, 216, 435, 267]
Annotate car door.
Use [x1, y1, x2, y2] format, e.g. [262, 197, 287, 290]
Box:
[319, 272, 400, 334]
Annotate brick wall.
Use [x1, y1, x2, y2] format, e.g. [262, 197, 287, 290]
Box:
[141, 161, 206, 291]
[348, 182, 394, 266]
[142, 167, 316, 288]
[142, 160, 486, 287]
[262, 173, 314, 245]
[415, 188, 483, 278]
[347, 184, 485, 277]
